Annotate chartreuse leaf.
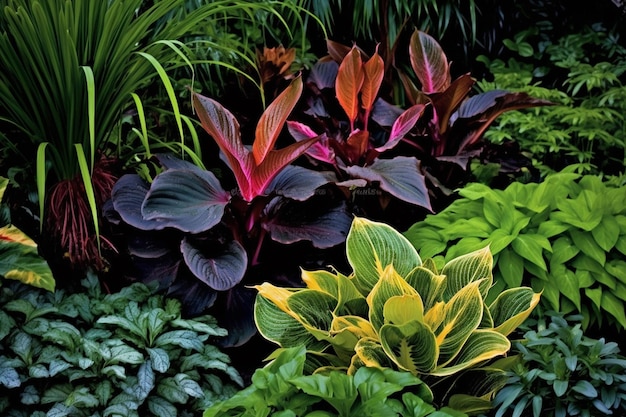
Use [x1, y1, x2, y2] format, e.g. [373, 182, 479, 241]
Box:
[384, 295, 425, 326]
[367, 264, 419, 331]
[330, 315, 377, 353]
[286, 290, 337, 337]
[489, 288, 541, 336]
[347, 217, 422, 294]
[380, 320, 438, 373]
[497, 247, 524, 288]
[301, 269, 340, 298]
[353, 337, 394, 370]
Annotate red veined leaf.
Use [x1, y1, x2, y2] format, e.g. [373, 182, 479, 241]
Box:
[192, 91, 254, 199]
[248, 137, 319, 201]
[409, 30, 450, 94]
[287, 121, 335, 164]
[336, 46, 365, 127]
[344, 130, 370, 165]
[361, 45, 384, 114]
[376, 103, 427, 152]
[253, 76, 303, 165]
[326, 39, 356, 63]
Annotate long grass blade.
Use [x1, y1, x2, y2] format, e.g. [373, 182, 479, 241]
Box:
[74, 143, 100, 255]
[36, 143, 48, 232]
[81, 66, 96, 172]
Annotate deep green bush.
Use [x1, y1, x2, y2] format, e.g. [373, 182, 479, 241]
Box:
[0, 275, 242, 416]
[203, 345, 468, 417]
[477, 25, 626, 177]
[486, 311, 626, 417]
[404, 173, 626, 331]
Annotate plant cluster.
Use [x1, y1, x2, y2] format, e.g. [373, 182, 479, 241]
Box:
[404, 173, 626, 331]
[254, 217, 540, 413]
[0, 275, 242, 417]
[204, 345, 467, 417]
[487, 311, 626, 417]
[477, 24, 626, 177]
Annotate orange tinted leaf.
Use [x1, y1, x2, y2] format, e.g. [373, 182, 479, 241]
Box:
[361, 47, 384, 112]
[336, 47, 364, 125]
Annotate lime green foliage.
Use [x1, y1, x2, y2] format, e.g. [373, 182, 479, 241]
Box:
[487, 311, 626, 417]
[0, 275, 241, 416]
[0, 176, 54, 291]
[477, 25, 626, 176]
[405, 173, 626, 330]
[204, 345, 467, 417]
[254, 217, 539, 411]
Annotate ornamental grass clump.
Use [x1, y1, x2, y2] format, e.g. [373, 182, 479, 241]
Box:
[253, 216, 541, 412]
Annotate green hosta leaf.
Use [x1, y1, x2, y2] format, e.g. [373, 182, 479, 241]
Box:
[330, 315, 377, 352]
[537, 219, 571, 238]
[549, 236, 580, 267]
[347, 217, 421, 294]
[441, 246, 493, 300]
[606, 260, 626, 285]
[405, 266, 446, 312]
[555, 267, 581, 310]
[353, 337, 395, 369]
[569, 229, 606, 266]
[367, 264, 419, 331]
[486, 229, 517, 255]
[585, 287, 603, 310]
[511, 234, 550, 271]
[497, 247, 524, 288]
[301, 269, 340, 298]
[489, 288, 541, 336]
[431, 330, 510, 377]
[292, 371, 357, 416]
[591, 215, 621, 252]
[379, 320, 438, 373]
[285, 290, 337, 340]
[601, 291, 626, 328]
[552, 190, 602, 231]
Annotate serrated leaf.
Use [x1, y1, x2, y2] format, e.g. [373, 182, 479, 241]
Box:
[135, 361, 155, 401]
[154, 330, 203, 351]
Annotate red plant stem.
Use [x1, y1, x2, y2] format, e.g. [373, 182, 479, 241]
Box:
[251, 228, 267, 266]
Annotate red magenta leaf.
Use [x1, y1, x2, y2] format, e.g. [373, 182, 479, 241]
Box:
[376, 103, 427, 152]
[409, 30, 451, 94]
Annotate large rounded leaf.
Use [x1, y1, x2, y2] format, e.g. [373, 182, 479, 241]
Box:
[111, 174, 160, 230]
[181, 237, 246, 291]
[264, 165, 333, 201]
[346, 217, 422, 294]
[142, 169, 230, 234]
[441, 246, 493, 301]
[367, 264, 419, 331]
[489, 287, 541, 336]
[409, 30, 450, 94]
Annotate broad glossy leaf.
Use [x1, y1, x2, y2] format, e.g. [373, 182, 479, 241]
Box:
[302, 269, 340, 297]
[489, 287, 541, 336]
[361, 47, 384, 112]
[336, 46, 364, 124]
[264, 165, 332, 201]
[344, 156, 431, 210]
[592, 215, 621, 252]
[380, 320, 438, 373]
[570, 229, 606, 266]
[253, 76, 303, 164]
[181, 237, 247, 291]
[347, 217, 422, 294]
[511, 234, 550, 271]
[262, 197, 352, 249]
[431, 330, 510, 376]
[286, 289, 338, 333]
[308, 57, 339, 89]
[497, 247, 524, 288]
[353, 337, 395, 369]
[376, 104, 426, 152]
[142, 169, 230, 233]
[552, 190, 602, 231]
[601, 291, 626, 328]
[111, 174, 160, 230]
[409, 30, 450, 94]
[441, 246, 493, 301]
[367, 264, 420, 331]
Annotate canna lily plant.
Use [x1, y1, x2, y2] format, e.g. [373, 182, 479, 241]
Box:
[287, 42, 432, 211]
[108, 76, 352, 345]
[254, 216, 541, 412]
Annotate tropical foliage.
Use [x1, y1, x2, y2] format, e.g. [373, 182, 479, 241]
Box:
[405, 173, 626, 331]
[254, 217, 540, 411]
[204, 344, 468, 417]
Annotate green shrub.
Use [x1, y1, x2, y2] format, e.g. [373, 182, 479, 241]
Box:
[204, 345, 467, 417]
[0, 275, 242, 416]
[404, 173, 626, 330]
[486, 311, 626, 417]
[254, 217, 540, 412]
[477, 25, 626, 177]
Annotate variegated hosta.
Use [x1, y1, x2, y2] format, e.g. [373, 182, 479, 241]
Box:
[254, 216, 540, 407]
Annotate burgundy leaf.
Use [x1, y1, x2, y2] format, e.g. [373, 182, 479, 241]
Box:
[181, 237, 247, 291]
[376, 103, 427, 152]
[409, 30, 451, 94]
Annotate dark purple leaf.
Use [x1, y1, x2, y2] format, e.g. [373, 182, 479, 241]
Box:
[111, 174, 160, 231]
[344, 156, 432, 211]
[131, 253, 181, 292]
[154, 154, 204, 172]
[451, 90, 509, 123]
[213, 286, 258, 347]
[142, 169, 230, 234]
[181, 237, 247, 291]
[264, 165, 334, 201]
[308, 58, 339, 90]
[371, 98, 404, 127]
[262, 197, 352, 248]
[127, 230, 179, 258]
[167, 275, 218, 315]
